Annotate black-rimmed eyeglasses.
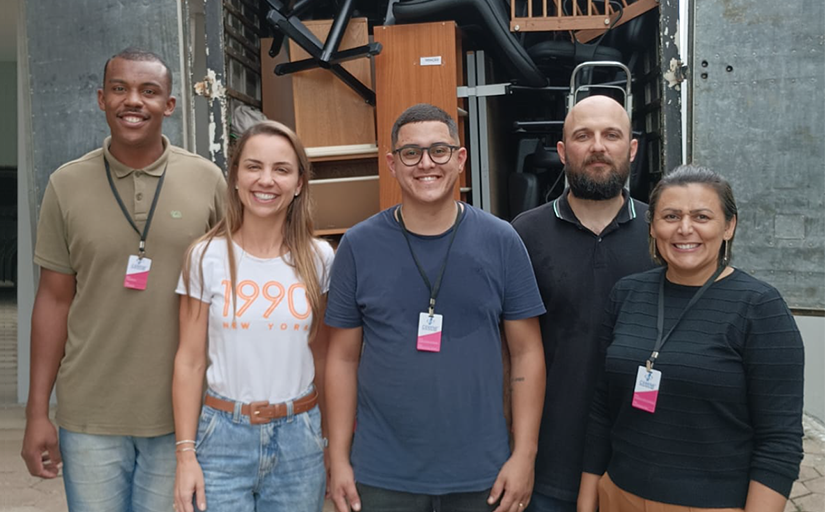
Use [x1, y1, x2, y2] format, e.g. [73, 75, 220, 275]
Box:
[392, 143, 459, 166]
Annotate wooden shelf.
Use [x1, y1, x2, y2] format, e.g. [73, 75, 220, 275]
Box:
[306, 144, 379, 163]
[309, 175, 379, 233]
[261, 19, 380, 234]
[314, 228, 348, 236]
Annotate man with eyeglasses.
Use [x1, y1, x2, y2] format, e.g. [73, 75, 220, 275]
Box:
[325, 103, 547, 512]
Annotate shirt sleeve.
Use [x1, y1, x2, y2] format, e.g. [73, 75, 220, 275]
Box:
[175, 241, 211, 304]
[324, 234, 362, 328]
[581, 285, 622, 475]
[317, 240, 335, 295]
[33, 180, 75, 275]
[502, 228, 546, 320]
[744, 286, 805, 497]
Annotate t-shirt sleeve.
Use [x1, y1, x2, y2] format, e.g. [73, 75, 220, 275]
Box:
[744, 287, 804, 497]
[581, 284, 622, 475]
[324, 234, 362, 328]
[317, 240, 335, 295]
[33, 180, 75, 275]
[175, 241, 211, 304]
[502, 228, 546, 320]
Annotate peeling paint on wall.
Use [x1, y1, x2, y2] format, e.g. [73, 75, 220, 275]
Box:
[674, 24, 681, 54]
[208, 110, 222, 156]
[664, 58, 686, 90]
[194, 68, 227, 162]
[194, 68, 225, 100]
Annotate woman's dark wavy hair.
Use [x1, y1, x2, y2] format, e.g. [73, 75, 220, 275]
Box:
[646, 164, 738, 267]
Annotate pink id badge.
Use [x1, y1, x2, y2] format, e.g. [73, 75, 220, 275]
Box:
[631, 366, 662, 413]
[124, 255, 152, 290]
[416, 313, 443, 352]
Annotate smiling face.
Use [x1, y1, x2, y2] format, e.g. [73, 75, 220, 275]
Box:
[97, 57, 175, 155]
[235, 134, 302, 223]
[650, 183, 737, 285]
[386, 121, 466, 208]
[558, 96, 637, 200]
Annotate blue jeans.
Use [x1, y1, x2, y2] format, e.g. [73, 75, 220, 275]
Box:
[59, 428, 176, 512]
[355, 482, 496, 512]
[196, 390, 326, 512]
[525, 491, 576, 512]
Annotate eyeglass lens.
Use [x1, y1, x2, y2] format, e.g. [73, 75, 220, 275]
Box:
[397, 144, 454, 165]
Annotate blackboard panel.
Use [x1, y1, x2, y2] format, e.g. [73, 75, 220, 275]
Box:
[25, 0, 183, 211]
[691, 0, 825, 309]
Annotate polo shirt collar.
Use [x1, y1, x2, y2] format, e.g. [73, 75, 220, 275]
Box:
[102, 135, 170, 178]
[551, 187, 637, 227]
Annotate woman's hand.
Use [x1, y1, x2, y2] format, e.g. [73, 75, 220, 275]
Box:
[577, 472, 600, 512]
[175, 452, 206, 512]
[744, 480, 788, 512]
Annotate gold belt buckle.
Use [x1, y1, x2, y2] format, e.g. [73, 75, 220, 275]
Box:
[248, 401, 271, 424]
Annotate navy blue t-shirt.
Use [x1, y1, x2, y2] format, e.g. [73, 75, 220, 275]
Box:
[325, 204, 546, 494]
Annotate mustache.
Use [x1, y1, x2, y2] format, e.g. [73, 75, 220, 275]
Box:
[585, 155, 614, 165]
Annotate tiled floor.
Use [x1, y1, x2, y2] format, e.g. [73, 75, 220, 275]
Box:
[0, 285, 17, 405]
[0, 404, 823, 511]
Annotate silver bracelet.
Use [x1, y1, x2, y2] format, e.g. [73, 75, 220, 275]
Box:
[176, 447, 197, 454]
[175, 440, 196, 446]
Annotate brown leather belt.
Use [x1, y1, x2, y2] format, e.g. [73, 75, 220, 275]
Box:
[204, 389, 318, 425]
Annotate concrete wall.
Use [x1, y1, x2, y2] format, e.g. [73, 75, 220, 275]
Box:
[16, 0, 186, 403]
[0, 61, 16, 167]
[16, 0, 34, 404]
[798, 315, 825, 424]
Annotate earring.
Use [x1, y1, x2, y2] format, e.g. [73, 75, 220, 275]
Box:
[722, 239, 731, 266]
[650, 237, 664, 265]
[294, 192, 299, 197]
[235, 185, 239, 190]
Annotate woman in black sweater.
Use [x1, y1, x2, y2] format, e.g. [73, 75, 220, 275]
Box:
[578, 165, 804, 512]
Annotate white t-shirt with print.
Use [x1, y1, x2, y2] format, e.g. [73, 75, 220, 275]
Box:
[177, 238, 334, 404]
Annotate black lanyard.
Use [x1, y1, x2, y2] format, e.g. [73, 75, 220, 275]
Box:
[104, 157, 167, 258]
[647, 265, 725, 371]
[396, 203, 463, 317]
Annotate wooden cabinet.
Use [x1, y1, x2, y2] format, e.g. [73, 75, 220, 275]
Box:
[374, 22, 467, 210]
[260, 18, 379, 235]
[259, 20, 468, 228]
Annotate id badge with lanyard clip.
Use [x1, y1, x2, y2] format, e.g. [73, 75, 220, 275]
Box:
[105, 157, 167, 290]
[632, 265, 725, 413]
[397, 204, 463, 353]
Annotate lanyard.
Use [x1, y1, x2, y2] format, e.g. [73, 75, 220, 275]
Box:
[647, 265, 725, 371]
[397, 203, 463, 317]
[104, 157, 167, 258]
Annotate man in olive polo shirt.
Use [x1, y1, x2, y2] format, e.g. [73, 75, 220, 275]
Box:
[21, 48, 226, 512]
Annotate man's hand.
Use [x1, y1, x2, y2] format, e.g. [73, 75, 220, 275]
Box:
[23, 268, 75, 480]
[329, 460, 361, 512]
[487, 451, 535, 512]
[21, 416, 62, 478]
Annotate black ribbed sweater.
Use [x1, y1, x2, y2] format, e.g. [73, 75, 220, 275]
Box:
[582, 268, 804, 508]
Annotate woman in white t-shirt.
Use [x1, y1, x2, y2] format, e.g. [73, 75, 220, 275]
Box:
[172, 120, 334, 512]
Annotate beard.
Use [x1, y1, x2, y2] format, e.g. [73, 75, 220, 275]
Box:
[565, 152, 632, 200]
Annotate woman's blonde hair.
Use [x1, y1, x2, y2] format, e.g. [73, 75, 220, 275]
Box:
[182, 120, 325, 338]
